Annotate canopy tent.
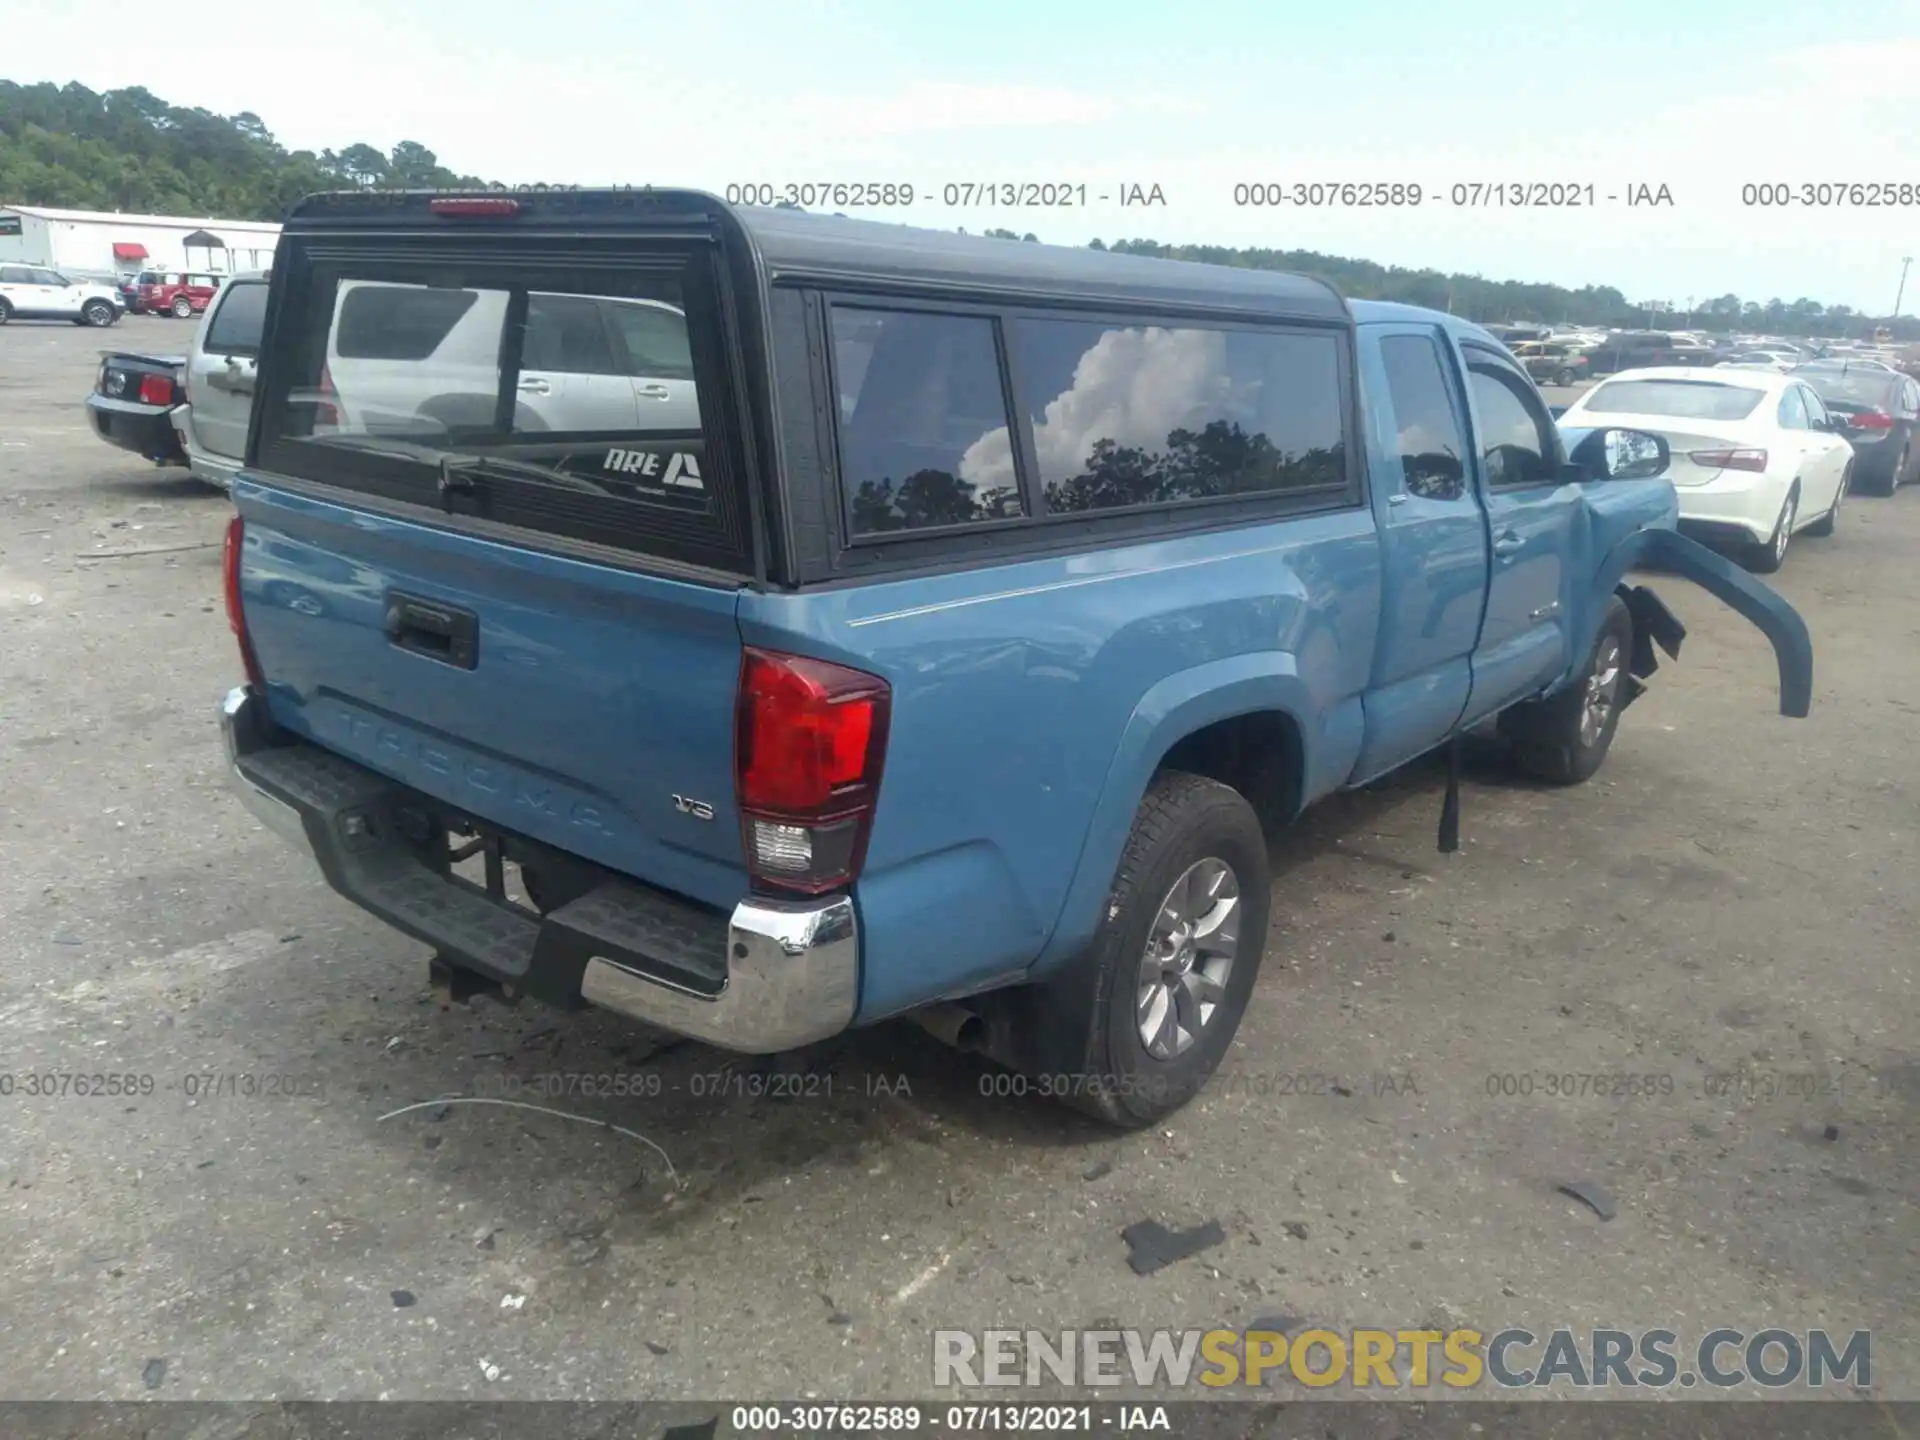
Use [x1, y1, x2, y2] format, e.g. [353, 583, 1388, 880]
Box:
[181, 230, 227, 270]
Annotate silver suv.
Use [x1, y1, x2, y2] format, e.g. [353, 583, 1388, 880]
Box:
[171, 271, 270, 491]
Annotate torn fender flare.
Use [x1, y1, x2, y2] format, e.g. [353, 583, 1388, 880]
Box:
[1594, 526, 1812, 718]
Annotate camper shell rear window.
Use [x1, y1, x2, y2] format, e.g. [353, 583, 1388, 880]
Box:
[254, 241, 752, 576]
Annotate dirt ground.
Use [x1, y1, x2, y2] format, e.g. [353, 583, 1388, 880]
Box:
[1, 316, 1914, 1408]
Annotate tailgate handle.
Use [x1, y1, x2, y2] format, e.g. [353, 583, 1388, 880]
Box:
[383, 592, 479, 669]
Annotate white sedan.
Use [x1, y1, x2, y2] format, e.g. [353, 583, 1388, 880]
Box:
[1715, 350, 1800, 372]
[1558, 367, 1854, 572]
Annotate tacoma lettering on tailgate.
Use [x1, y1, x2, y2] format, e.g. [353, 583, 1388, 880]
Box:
[329, 708, 618, 838]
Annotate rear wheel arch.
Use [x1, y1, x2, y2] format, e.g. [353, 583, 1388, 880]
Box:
[1156, 708, 1306, 840]
[1035, 662, 1316, 978]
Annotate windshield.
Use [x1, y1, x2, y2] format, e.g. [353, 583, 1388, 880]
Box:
[1797, 372, 1901, 409]
[1581, 379, 1767, 420]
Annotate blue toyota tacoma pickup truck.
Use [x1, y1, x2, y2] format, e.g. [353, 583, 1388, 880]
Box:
[218, 189, 1811, 1126]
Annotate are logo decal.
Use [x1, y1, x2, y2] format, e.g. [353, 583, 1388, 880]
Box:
[602, 448, 704, 490]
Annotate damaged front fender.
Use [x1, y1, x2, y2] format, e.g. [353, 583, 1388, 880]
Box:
[1591, 527, 1813, 718]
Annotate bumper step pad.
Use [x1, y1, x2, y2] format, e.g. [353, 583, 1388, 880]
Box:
[237, 742, 727, 1002]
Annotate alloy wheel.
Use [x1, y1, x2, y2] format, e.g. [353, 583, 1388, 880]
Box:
[1580, 637, 1623, 747]
[1135, 858, 1241, 1060]
[1773, 492, 1797, 564]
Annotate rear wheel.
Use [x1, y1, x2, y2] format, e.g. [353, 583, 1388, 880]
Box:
[0, 298, 11, 325]
[1501, 594, 1633, 785]
[1554, 367, 1576, 387]
[81, 298, 116, 327]
[171, 296, 193, 318]
[1746, 485, 1798, 573]
[1018, 771, 1270, 1128]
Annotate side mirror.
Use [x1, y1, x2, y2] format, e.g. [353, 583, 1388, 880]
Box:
[1566, 426, 1670, 480]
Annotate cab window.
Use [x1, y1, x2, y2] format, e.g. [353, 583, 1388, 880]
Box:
[1463, 349, 1560, 487]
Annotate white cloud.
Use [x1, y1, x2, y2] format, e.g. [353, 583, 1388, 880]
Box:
[960, 326, 1243, 494]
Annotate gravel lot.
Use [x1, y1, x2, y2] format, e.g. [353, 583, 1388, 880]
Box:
[1, 315, 1915, 1405]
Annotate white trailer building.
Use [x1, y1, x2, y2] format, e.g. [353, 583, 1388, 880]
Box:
[0, 205, 280, 281]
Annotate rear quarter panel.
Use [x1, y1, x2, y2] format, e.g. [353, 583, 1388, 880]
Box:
[743, 513, 1381, 1020]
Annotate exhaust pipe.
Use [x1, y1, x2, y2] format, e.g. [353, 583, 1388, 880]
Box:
[911, 1002, 988, 1054]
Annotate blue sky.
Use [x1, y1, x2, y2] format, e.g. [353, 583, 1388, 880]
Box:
[23, 0, 1920, 312]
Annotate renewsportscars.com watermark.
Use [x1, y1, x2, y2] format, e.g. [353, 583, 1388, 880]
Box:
[933, 1327, 1872, 1392]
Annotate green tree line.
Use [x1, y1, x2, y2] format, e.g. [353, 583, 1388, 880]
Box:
[982, 234, 1905, 342]
[3, 80, 1905, 341]
[0, 80, 484, 220]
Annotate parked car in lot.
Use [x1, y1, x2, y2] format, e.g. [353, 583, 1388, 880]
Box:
[1793, 365, 1920, 495]
[1717, 350, 1801, 372]
[173, 271, 271, 492]
[1796, 355, 1898, 374]
[1558, 367, 1854, 571]
[138, 271, 223, 319]
[315, 281, 700, 437]
[1486, 323, 1551, 346]
[85, 350, 190, 465]
[0, 263, 124, 326]
[1510, 341, 1592, 387]
[1586, 332, 1680, 375]
[217, 191, 1811, 1126]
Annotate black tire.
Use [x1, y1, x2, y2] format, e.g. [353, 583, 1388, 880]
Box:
[171, 296, 194, 318]
[1806, 462, 1847, 536]
[1500, 594, 1633, 785]
[1019, 771, 1270, 1128]
[1554, 367, 1576, 387]
[1869, 446, 1907, 497]
[1745, 485, 1798, 573]
[82, 299, 116, 327]
[0, 298, 11, 325]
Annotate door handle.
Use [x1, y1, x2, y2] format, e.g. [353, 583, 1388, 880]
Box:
[383, 591, 480, 669]
[635, 383, 671, 401]
[1493, 531, 1525, 556]
[517, 378, 551, 395]
[1387, 492, 1411, 505]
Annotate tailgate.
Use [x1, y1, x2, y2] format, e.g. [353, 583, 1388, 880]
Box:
[237, 483, 749, 909]
[232, 199, 771, 909]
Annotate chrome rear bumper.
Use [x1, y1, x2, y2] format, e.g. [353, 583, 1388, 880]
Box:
[219, 686, 859, 1052]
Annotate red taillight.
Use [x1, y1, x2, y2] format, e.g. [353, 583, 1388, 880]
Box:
[735, 648, 890, 895]
[223, 515, 264, 689]
[137, 373, 176, 406]
[314, 362, 340, 427]
[429, 196, 521, 217]
[1688, 448, 1769, 473]
[1848, 409, 1894, 431]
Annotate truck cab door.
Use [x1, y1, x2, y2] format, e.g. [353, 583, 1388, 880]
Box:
[1457, 340, 1583, 724]
[1348, 324, 1491, 782]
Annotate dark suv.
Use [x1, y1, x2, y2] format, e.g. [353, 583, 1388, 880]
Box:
[1586, 332, 1680, 376]
[1510, 341, 1592, 387]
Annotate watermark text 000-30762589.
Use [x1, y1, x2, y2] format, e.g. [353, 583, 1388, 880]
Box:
[722, 182, 1168, 210]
